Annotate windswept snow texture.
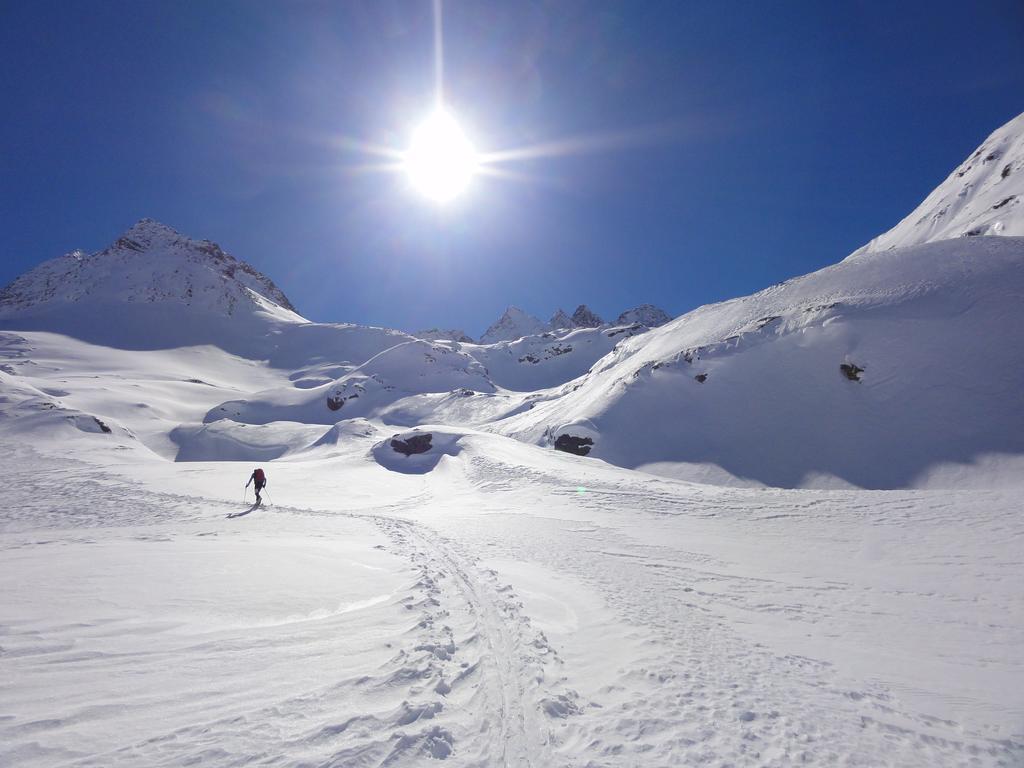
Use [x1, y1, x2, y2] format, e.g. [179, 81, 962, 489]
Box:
[854, 111, 1024, 253]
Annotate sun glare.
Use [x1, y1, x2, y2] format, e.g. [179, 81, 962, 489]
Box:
[404, 110, 477, 203]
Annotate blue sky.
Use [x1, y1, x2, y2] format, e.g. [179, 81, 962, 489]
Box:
[2, 0, 1022, 336]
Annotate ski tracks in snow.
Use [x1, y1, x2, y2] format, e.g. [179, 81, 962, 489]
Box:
[365, 512, 562, 767]
[0, 456, 563, 767]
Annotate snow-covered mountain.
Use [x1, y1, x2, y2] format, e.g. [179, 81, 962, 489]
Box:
[852, 111, 1024, 255]
[0, 218, 297, 317]
[492, 112, 1024, 489]
[413, 327, 475, 343]
[483, 302, 667, 341]
[479, 306, 548, 344]
[615, 303, 672, 327]
[2, 113, 1024, 489]
[495, 236, 1024, 488]
[0, 219, 313, 356]
[569, 304, 603, 328]
[548, 308, 573, 330]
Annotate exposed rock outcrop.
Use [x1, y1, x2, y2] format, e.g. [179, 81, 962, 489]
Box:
[570, 305, 604, 328]
[554, 433, 594, 456]
[391, 433, 433, 456]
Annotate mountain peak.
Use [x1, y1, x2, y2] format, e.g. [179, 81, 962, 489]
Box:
[1, 219, 298, 317]
[480, 306, 547, 344]
[852, 111, 1024, 257]
[415, 327, 475, 343]
[571, 304, 604, 328]
[615, 304, 672, 327]
[123, 217, 181, 238]
[549, 308, 573, 330]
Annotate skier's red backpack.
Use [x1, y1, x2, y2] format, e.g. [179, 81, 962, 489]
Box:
[254, 468, 265, 484]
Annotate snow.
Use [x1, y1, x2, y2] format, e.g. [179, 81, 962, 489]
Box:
[615, 303, 672, 327]
[0, 218, 297, 317]
[480, 303, 669, 343]
[853, 111, 1024, 254]
[413, 328, 475, 343]
[496, 236, 1024, 489]
[464, 323, 648, 392]
[479, 305, 549, 344]
[2, 432, 1021, 766]
[3, 114, 1024, 766]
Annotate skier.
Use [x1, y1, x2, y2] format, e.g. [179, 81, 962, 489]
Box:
[246, 467, 267, 504]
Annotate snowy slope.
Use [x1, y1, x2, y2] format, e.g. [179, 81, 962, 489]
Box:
[485, 115, 1024, 489]
[853, 111, 1024, 254]
[2, 424, 1021, 767]
[464, 322, 649, 392]
[496, 237, 1024, 489]
[204, 339, 496, 430]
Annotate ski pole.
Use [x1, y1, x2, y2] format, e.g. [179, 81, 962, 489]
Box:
[243, 486, 248, 504]
[264, 489, 272, 506]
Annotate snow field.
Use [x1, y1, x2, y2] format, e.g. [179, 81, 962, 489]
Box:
[2, 436, 1022, 767]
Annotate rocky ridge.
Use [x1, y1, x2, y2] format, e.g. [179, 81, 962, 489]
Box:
[481, 302, 671, 343]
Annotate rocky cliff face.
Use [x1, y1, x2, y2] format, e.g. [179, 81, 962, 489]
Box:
[570, 304, 604, 328]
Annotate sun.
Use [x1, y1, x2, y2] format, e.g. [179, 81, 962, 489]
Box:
[404, 110, 478, 203]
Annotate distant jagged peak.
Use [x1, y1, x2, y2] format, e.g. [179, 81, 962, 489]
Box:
[479, 301, 670, 345]
[0, 218, 298, 317]
[415, 327, 475, 343]
[615, 303, 672, 327]
[852, 111, 1024, 257]
[480, 305, 547, 344]
[571, 304, 604, 328]
[549, 308, 573, 330]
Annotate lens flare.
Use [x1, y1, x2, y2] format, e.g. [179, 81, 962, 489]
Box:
[404, 110, 477, 203]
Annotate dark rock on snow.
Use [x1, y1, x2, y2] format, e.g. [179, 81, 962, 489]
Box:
[391, 433, 433, 456]
[554, 433, 594, 456]
[840, 363, 865, 382]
